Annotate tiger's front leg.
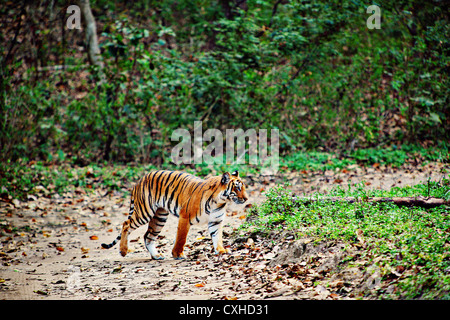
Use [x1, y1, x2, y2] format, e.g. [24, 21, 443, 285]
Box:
[172, 210, 190, 260]
[208, 219, 230, 255]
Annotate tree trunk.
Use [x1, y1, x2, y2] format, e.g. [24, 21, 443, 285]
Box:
[77, 0, 104, 69]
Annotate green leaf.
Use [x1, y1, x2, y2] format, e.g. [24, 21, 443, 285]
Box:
[429, 112, 441, 123]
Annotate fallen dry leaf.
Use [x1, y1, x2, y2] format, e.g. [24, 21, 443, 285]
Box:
[112, 265, 123, 274]
[34, 290, 48, 296]
[396, 265, 405, 273]
[329, 280, 344, 288]
[90, 235, 98, 240]
[329, 293, 339, 300]
[194, 282, 205, 287]
[356, 229, 365, 245]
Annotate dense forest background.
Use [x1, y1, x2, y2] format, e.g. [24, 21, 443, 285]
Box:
[1, 0, 449, 166]
[1, 0, 450, 301]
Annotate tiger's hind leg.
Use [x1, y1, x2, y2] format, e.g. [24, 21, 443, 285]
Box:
[119, 219, 134, 257]
[118, 198, 138, 257]
[144, 208, 169, 260]
[119, 198, 149, 257]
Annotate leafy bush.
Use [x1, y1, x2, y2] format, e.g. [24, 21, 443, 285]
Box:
[1, 0, 449, 163]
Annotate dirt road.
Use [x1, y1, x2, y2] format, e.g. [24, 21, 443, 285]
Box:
[0, 162, 447, 299]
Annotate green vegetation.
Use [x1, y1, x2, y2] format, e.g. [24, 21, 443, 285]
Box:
[279, 144, 449, 172]
[242, 181, 450, 299]
[1, 0, 449, 300]
[2, 145, 448, 202]
[1, 1, 449, 164]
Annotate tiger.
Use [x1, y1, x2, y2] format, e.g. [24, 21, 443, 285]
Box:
[101, 170, 248, 260]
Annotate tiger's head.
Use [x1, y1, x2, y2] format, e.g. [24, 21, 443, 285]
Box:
[220, 171, 248, 204]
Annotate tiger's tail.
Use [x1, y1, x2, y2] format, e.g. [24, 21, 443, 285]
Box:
[101, 197, 135, 250]
[101, 234, 121, 249]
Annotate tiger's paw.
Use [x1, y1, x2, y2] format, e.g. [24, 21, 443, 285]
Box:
[152, 254, 165, 260]
[172, 251, 186, 260]
[215, 247, 231, 255]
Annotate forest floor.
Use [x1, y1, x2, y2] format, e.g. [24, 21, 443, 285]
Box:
[0, 161, 448, 300]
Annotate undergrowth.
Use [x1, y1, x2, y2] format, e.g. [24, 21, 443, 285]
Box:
[2, 145, 448, 201]
[2, 1, 449, 163]
[243, 181, 450, 299]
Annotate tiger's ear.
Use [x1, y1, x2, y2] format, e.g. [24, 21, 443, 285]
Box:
[221, 172, 231, 185]
[231, 170, 239, 178]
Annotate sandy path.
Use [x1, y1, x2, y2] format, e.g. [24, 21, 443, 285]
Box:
[1, 161, 448, 300]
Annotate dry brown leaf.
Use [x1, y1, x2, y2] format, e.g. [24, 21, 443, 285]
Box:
[356, 229, 365, 245]
[34, 290, 48, 296]
[90, 235, 98, 240]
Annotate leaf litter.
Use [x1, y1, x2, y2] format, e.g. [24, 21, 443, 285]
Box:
[0, 162, 448, 299]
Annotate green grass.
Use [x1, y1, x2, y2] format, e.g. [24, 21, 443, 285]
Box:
[280, 151, 356, 171]
[0, 161, 150, 200]
[1, 144, 448, 201]
[0, 159, 258, 201]
[280, 144, 449, 172]
[330, 179, 450, 200]
[242, 181, 450, 299]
